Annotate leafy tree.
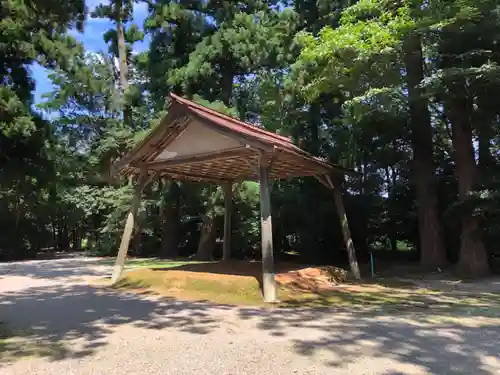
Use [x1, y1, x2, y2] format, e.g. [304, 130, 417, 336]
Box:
[293, 0, 447, 267]
[428, 0, 500, 276]
[3, 0, 500, 279]
[0, 0, 85, 258]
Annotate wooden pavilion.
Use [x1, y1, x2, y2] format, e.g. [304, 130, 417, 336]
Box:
[111, 93, 360, 302]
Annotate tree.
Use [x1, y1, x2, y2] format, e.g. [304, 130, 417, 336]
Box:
[429, 0, 500, 276]
[146, 0, 297, 105]
[4, 0, 500, 279]
[144, 1, 299, 260]
[293, 0, 448, 267]
[0, 0, 85, 258]
[92, 0, 144, 127]
[403, 29, 446, 267]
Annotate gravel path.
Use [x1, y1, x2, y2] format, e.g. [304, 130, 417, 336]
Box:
[1, 258, 499, 375]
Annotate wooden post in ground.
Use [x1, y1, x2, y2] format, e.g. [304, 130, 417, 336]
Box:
[258, 155, 277, 302]
[222, 183, 233, 261]
[111, 171, 150, 284]
[325, 175, 361, 280]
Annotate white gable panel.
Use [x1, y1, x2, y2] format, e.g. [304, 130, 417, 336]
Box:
[155, 120, 242, 161]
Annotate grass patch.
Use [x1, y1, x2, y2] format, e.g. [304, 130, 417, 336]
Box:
[284, 283, 500, 316]
[112, 268, 500, 316]
[96, 258, 210, 269]
[114, 269, 268, 305]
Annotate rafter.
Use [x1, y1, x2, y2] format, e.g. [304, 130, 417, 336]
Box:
[135, 147, 247, 169]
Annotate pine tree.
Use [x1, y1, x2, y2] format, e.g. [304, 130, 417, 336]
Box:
[0, 0, 85, 258]
[92, 0, 144, 127]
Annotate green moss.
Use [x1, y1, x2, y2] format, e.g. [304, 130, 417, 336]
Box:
[115, 271, 266, 305]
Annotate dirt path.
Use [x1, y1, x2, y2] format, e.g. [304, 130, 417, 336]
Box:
[1, 258, 499, 375]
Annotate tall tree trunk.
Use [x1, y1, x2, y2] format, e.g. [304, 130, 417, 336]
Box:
[478, 125, 495, 169]
[131, 180, 154, 256]
[72, 228, 78, 251]
[403, 33, 446, 267]
[52, 220, 57, 249]
[115, 1, 131, 126]
[55, 216, 60, 250]
[331, 181, 361, 280]
[57, 217, 69, 251]
[308, 101, 320, 154]
[75, 225, 82, 250]
[385, 166, 398, 253]
[445, 93, 490, 277]
[161, 182, 181, 258]
[195, 214, 217, 260]
[193, 70, 233, 260]
[220, 68, 234, 106]
[116, 20, 128, 91]
[130, 213, 143, 256]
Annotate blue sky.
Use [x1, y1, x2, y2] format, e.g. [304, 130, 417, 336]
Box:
[33, 0, 150, 104]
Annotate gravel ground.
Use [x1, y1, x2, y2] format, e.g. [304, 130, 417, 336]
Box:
[1, 258, 499, 375]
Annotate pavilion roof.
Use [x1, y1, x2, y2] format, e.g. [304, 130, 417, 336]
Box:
[114, 93, 343, 183]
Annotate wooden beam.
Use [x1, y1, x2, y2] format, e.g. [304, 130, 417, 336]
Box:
[243, 157, 259, 177]
[242, 149, 276, 177]
[314, 175, 330, 189]
[324, 175, 361, 280]
[267, 151, 277, 173]
[158, 169, 232, 184]
[258, 155, 277, 302]
[222, 183, 233, 261]
[136, 147, 246, 169]
[111, 170, 151, 284]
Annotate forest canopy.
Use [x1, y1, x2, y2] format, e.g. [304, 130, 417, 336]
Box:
[1, 0, 500, 277]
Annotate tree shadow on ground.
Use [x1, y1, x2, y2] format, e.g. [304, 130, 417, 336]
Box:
[281, 283, 500, 318]
[1, 273, 499, 374]
[236, 300, 500, 374]
[272, 278, 500, 374]
[0, 283, 232, 367]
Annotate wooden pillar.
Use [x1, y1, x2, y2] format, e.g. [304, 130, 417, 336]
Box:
[258, 156, 277, 302]
[326, 175, 361, 280]
[222, 183, 233, 261]
[111, 171, 149, 284]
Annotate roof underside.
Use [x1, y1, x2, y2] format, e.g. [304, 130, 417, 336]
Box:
[115, 93, 340, 183]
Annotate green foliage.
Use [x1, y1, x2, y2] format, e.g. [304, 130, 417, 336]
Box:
[146, 0, 298, 106]
[0, 0, 86, 258]
[2, 0, 500, 277]
[191, 95, 239, 118]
